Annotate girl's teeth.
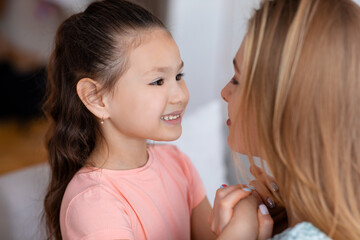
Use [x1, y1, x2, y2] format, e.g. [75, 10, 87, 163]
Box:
[161, 114, 180, 120]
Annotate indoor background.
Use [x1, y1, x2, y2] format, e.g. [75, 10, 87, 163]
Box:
[2, 0, 358, 239]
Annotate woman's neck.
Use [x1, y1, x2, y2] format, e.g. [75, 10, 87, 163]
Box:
[286, 206, 302, 228]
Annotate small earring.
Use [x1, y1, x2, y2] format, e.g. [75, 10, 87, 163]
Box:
[100, 117, 104, 125]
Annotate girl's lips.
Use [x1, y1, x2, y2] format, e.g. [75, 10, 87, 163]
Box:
[162, 110, 182, 116]
[160, 110, 183, 125]
[161, 115, 182, 125]
[226, 118, 231, 126]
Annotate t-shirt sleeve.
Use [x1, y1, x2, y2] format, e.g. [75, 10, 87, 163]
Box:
[170, 145, 207, 209]
[62, 186, 134, 240]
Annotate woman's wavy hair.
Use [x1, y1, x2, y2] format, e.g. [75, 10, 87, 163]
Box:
[42, 1, 165, 239]
[232, 0, 360, 239]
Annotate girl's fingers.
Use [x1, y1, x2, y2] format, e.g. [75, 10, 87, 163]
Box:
[211, 185, 244, 221]
[212, 184, 248, 219]
[216, 188, 252, 233]
[210, 185, 253, 235]
[215, 184, 247, 197]
[257, 204, 274, 240]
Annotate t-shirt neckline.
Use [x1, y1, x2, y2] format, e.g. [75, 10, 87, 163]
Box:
[79, 145, 155, 175]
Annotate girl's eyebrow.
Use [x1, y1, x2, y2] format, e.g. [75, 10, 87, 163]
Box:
[233, 59, 240, 74]
[178, 61, 184, 71]
[146, 61, 184, 74]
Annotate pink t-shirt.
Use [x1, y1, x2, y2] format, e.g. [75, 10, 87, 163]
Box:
[60, 144, 206, 240]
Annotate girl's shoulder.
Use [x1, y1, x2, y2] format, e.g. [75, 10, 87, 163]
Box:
[271, 222, 331, 240]
[61, 168, 127, 216]
[60, 181, 133, 239]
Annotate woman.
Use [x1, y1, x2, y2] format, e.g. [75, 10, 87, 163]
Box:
[210, 0, 360, 239]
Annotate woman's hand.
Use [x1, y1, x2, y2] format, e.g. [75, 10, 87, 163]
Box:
[209, 184, 273, 239]
[249, 165, 288, 235]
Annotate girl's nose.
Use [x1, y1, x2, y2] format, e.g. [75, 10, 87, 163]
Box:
[170, 81, 189, 105]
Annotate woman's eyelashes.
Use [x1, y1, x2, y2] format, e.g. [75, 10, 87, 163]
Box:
[231, 77, 239, 85]
[149, 73, 184, 86]
[176, 72, 184, 81]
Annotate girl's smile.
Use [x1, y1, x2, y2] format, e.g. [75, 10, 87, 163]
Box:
[102, 29, 189, 142]
[160, 110, 183, 125]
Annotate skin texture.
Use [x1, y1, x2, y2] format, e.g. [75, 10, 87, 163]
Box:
[102, 30, 189, 143]
[77, 29, 189, 170]
[209, 38, 274, 240]
[77, 29, 216, 239]
[214, 34, 289, 238]
[221, 40, 260, 157]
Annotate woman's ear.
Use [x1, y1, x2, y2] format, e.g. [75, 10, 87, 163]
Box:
[76, 78, 109, 119]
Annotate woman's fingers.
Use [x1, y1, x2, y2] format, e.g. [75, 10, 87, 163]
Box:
[249, 180, 277, 209]
[257, 204, 274, 240]
[250, 165, 278, 192]
[249, 165, 289, 235]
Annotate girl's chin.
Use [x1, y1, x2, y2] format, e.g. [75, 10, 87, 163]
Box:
[152, 131, 182, 142]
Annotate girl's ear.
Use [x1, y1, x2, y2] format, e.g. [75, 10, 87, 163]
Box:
[76, 78, 109, 119]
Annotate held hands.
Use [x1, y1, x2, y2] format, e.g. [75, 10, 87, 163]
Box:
[209, 184, 273, 240]
[209, 166, 288, 239]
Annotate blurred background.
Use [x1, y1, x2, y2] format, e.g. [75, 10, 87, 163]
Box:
[2, 0, 358, 239]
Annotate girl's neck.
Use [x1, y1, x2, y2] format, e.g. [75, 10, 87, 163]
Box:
[89, 136, 149, 170]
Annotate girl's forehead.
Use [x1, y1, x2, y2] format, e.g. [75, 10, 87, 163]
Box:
[126, 31, 181, 71]
[114, 30, 181, 83]
[130, 28, 172, 47]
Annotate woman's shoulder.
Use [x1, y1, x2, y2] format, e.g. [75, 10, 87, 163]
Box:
[271, 222, 331, 240]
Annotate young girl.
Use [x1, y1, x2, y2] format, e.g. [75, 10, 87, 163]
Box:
[210, 0, 360, 239]
[43, 1, 215, 239]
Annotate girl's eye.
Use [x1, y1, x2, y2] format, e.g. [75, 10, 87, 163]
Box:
[176, 73, 184, 81]
[150, 79, 164, 86]
[231, 77, 239, 85]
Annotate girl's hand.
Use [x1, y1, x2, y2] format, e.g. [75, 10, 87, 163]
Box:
[209, 185, 273, 239]
[217, 194, 273, 240]
[209, 185, 251, 235]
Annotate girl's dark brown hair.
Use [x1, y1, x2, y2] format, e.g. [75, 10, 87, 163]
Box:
[42, 1, 165, 239]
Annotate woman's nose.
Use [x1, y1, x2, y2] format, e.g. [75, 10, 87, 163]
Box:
[221, 82, 231, 102]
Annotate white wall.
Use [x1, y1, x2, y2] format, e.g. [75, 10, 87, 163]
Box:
[166, 0, 360, 201]
[0, 0, 91, 62]
[166, 0, 262, 203]
[1, 1, 360, 239]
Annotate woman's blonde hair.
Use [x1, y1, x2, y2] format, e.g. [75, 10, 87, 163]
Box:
[233, 0, 360, 238]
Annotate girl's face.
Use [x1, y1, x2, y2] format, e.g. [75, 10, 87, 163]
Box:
[104, 29, 189, 141]
[221, 39, 259, 156]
